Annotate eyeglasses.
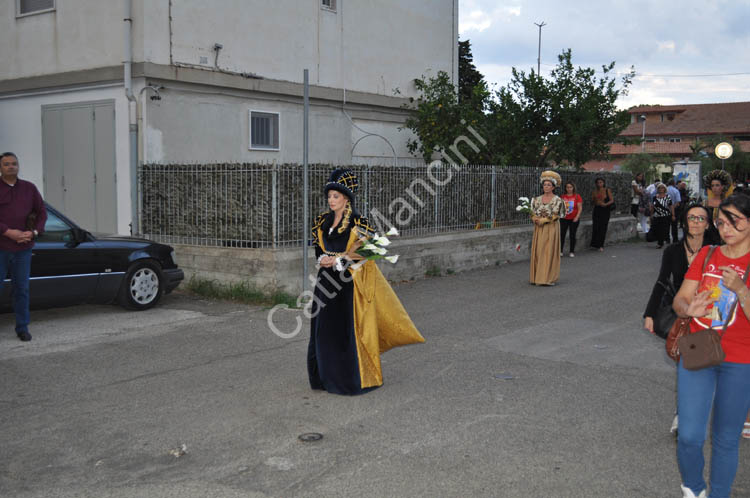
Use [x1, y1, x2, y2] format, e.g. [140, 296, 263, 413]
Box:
[715, 216, 748, 230]
[687, 215, 706, 223]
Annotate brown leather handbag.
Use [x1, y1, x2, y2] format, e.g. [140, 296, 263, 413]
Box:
[666, 317, 690, 362]
[678, 326, 726, 370]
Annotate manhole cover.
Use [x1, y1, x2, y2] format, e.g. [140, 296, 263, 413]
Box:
[298, 433, 323, 442]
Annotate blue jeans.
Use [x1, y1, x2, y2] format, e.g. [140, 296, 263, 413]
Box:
[677, 360, 750, 498]
[0, 248, 32, 333]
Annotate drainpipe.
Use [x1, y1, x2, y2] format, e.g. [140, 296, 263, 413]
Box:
[124, 0, 138, 234]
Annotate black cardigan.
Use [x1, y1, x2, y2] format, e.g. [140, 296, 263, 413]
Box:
[644, 242, 705, 318]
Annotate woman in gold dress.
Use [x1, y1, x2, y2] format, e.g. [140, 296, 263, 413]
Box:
[308, 168, 425, 395]
[529, 170, 567, 286]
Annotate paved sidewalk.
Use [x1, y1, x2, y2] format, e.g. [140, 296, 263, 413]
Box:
[1, 240, 749, 497]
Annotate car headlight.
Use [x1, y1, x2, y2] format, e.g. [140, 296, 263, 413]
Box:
[170, 250, 177, 266]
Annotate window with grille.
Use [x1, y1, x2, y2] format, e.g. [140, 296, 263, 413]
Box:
[669, 138, 681, 143]
[322, 0, 336, 11]
[249, 111, 280, 150]
[17, 0, 55, 17]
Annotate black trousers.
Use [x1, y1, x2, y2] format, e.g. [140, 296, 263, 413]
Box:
[590, 206, 610, 249]
[560, 218, 580, 253]
[647, 216, 671, 246]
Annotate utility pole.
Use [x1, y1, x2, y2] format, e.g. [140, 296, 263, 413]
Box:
[534, 21, 546, 75]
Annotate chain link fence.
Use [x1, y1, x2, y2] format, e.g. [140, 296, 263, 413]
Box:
[138, 162, 632, 248]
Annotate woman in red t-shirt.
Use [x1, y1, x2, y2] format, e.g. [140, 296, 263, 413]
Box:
[560, 181, 582, 257]
[672, 194, 750, 498]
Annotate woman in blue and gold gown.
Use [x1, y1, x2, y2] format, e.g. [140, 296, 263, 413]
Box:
[307, 168, 425, 395]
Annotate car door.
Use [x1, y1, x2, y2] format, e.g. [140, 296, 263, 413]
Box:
[29, 208, 101, 307]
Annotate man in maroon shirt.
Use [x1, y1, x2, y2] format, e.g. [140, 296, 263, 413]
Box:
[0, 152, 47, 341]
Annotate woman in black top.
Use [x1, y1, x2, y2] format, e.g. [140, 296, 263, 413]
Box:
[646, 182, 675, 248]
[643, 203, 719, 334]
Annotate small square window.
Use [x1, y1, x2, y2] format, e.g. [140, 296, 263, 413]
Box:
[322, 0, 336, 12]
[249, 111, 280, 150]
[16, 0, 55, 17]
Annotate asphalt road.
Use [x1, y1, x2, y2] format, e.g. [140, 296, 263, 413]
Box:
[2, 240, 749, 498]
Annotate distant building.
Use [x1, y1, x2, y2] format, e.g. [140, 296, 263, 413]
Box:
[582, 101, 750, 172]
[0, 0, 459, 234]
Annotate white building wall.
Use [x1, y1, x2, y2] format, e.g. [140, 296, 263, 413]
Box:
[0, 0, 126, 79]
[0, 0, 458, 96]
[168, 0, 458, 97]
[143, 86, 414, 165]
[0, 86, 132, 234]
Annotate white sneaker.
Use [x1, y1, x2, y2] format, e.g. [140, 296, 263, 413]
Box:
[681, 484, 706, 498]
[569, 253, 575, 258]
[671, 414, 678, 434]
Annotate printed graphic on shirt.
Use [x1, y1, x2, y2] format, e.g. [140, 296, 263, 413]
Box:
[565, 200, 575, 215]
[693, 269, 740, 329]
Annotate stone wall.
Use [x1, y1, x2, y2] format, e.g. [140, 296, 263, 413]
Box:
[173, 215, 636, 294]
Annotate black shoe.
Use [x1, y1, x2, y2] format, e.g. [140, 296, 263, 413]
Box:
[16, 331, 32, 342]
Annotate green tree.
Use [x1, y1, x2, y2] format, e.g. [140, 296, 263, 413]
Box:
[402, 71, 492, 164]
[458, 39, 485, 105]
[621, 153, 671, 182]
[402, 49, 634, 168]
[492, 49, 634, 168]
[692, 136, 750, 181]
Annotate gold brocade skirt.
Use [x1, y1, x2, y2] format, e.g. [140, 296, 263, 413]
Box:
[529, 221, 561, 285]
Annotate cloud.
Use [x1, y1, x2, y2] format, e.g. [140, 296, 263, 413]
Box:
[657, 41, 675, 53]
[459, 0, 750, 106]
[459, 0, 522, 34]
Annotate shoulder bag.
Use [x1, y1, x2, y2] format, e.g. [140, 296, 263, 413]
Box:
[665, 246, 715, 362]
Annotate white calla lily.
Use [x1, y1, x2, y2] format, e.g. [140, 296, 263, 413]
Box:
[386, 227, 399, 236]
[385, 255, 399, 263]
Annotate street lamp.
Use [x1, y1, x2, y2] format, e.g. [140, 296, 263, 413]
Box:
[639, 114, 647, 152]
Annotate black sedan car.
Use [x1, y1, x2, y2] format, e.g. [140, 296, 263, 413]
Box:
[1, 203, 183, 311]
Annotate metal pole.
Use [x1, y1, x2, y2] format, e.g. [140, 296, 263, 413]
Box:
[534, 22, 546, 75]
[303, 69, 310, 294]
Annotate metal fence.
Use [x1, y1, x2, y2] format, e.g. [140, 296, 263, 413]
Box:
[138, 162, 632, 248]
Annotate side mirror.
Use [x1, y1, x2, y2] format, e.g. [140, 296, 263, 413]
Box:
[71, 227, 88, 244]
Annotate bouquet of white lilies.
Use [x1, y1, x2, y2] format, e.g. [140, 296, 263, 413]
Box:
[516, 196, 532, 215]
[355, 227, 400, 264]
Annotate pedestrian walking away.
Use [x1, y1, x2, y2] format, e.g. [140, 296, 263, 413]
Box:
[560, 181, 582, 258]
[0, 152, 47, 342]
[307, 168, 425, 395]
[672, 194, 750, 498]
[589, 177, 613, 251]
[529, 170, 566, 286]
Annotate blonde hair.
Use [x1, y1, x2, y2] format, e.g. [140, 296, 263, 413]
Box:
[338, 201, 352, 234]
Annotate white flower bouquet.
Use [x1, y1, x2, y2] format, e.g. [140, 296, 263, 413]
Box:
[355, 227, 400, 264]
[516, 196, 532, 215]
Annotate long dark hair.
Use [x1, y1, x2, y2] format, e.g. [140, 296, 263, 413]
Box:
[681, 202, 719, 246]
[718, 194, 750, 230]
[564, 181, 576, 195]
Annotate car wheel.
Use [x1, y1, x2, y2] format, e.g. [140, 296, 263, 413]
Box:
[119, 261, 164, 310]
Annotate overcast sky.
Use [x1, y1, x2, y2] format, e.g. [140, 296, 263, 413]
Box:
[458, 0, 750, 109]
